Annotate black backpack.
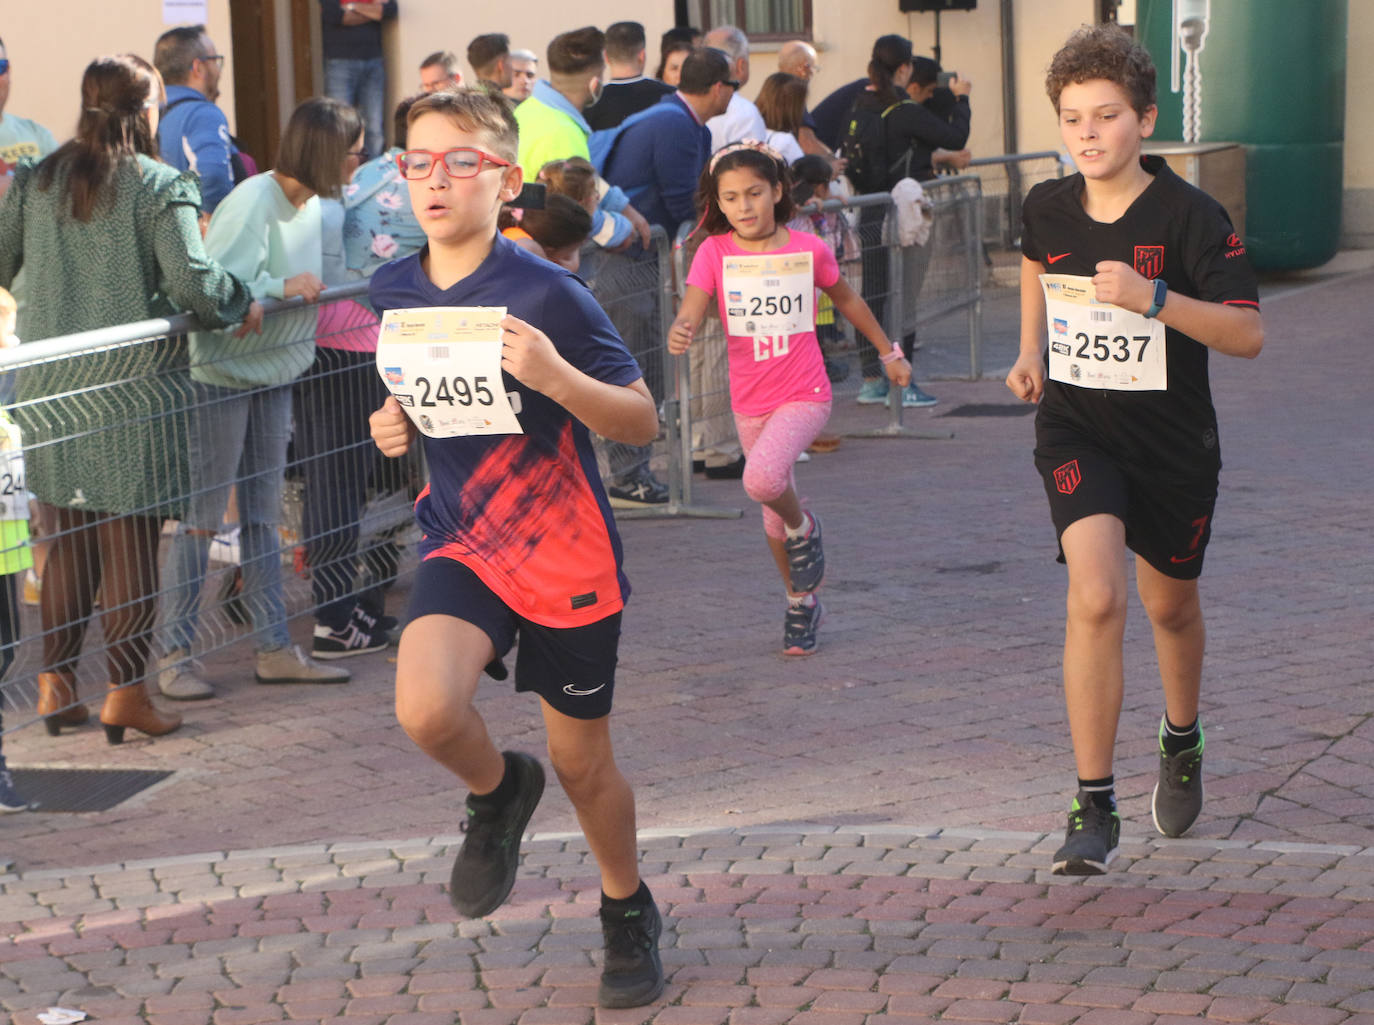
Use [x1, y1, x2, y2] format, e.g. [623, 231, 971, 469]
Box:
[160, 96, 252, 187]
[839, 97, 916, 194]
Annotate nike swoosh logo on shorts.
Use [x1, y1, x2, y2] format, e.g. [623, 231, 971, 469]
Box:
[1169, 553, 1200, 564]
[563, 682, 606, 696]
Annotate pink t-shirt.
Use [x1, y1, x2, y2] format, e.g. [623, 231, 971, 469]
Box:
[686, 229, 838, 416]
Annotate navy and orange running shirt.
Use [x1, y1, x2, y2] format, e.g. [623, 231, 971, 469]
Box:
[369, 235, 644, 628]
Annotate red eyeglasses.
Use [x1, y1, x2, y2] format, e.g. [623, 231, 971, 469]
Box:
[396, 148, 511, 180]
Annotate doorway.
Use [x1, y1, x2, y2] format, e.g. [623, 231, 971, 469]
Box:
[228, 0, 317, 168]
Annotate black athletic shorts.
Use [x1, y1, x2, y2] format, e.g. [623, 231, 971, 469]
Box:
[1033, 426, 1218, 581]
[406, 556, 621, 719]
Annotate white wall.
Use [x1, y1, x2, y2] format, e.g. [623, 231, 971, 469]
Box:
[3, 2, 236, 142]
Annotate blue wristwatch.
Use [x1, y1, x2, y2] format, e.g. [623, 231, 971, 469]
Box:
[1144, 277, 1168, 318]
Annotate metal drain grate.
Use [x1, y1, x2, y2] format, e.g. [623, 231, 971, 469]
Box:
[939, 403, 1036, 417]
[9, 768, 174, 812]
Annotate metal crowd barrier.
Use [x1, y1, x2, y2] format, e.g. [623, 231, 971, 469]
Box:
[0, 229, 691, 735]
[0, 178, 1000, 729]
[0, 285, 423, 736]
[965, 151, 1066, 274]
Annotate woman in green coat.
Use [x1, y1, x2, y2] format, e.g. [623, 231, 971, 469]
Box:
[0, 54, 262, 743]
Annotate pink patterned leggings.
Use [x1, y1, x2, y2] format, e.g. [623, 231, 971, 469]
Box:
[734, 400, 833, 539]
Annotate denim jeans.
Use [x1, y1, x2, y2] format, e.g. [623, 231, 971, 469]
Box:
[324, 57, 386, 159]
[292, 347, 388, 630]
[158, 381, 293, 654]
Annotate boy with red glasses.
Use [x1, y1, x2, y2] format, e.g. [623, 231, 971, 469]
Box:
[367, 89, 665, 1009]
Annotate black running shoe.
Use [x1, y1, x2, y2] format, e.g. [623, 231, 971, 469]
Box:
[1051, 791, 1120, 876]
[783, 512, 825, 594]
[351, 602, 399, 636]
[449, 752, 545, 917]
[1153, 719, 1204, 838]
[598, 896, 665, 1008]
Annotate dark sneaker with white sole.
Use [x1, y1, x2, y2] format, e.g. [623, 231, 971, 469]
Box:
[606, 468, 669, 508]
[783, 512, 825, 594]
[449, 751, 545, 917]
[599, 897, 665, 1008]
[1051, 791, 1120, 876]
[350, 602, 398, 637]
[1153, 720, 1205, 838]
[311, 612, 389, 660]
[783, 599, 824, 656]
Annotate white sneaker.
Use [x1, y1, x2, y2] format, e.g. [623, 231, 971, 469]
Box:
[255, 644, 350, 684]
[157, 649, 215, 701]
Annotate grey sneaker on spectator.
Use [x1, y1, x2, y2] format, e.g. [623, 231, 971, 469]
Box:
[157, 649, 215, 701]
[450, 751, 545, 917]
[606, 468, 669, 508]
[0, 769, 32, 813]
[783, 512, 825, 594]
[1153, 719, 1205, 838]
[902, 384, 939, 408]
[255, 645, 350, 684]
[599, 897, 665, 1008]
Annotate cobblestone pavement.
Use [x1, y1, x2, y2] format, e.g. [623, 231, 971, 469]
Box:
[1, 261, 1371, 1022]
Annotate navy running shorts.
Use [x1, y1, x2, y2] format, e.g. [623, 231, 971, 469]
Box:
[1033, 431, 1218, 581]
[406, 555, 621, 719]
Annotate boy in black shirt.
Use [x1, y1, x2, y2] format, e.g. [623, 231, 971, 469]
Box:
[1006, 25, 1263, 876]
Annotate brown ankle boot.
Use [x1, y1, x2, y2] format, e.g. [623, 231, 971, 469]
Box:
[99, 681, 182, 745]
[37, 672, 91, 736]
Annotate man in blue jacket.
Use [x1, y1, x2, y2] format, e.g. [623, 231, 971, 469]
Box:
[153, 25, 242, 214]
[599, 48, 735, 238]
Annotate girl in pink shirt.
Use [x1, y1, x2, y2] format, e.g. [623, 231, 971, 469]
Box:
[669, 141, 908, 656]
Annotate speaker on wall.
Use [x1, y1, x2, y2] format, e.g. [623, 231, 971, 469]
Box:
[899, 0, 977, 10]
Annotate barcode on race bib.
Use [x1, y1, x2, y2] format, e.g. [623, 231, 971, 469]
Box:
[428, 346, 449, 360]
[1089, 310, 1112, 322]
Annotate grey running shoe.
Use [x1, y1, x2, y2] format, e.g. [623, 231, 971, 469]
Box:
[783, 599, 824, 656]
[254, 645, 350, 684]
[1051, 791, 1120, 876]
[783, 512, 825, 594]
[1153, 719, 1205, 838]
[901, 384, 939, 408]
[157, 649, 215, 701]
[449, 751, 545, 917]
[599, 897, 665, 1008]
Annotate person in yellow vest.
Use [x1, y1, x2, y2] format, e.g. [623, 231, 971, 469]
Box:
[0, 287, 34, 812]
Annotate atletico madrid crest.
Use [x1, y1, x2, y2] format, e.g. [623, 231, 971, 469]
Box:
[1134, 245, 1164, 279]
[1053, 459, 1082, 496]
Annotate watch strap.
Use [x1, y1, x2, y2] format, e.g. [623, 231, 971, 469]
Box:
[1144, 277, 1167, 318]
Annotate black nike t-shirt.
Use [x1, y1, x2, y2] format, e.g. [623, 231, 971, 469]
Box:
[1022, 155, 1259, 478]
